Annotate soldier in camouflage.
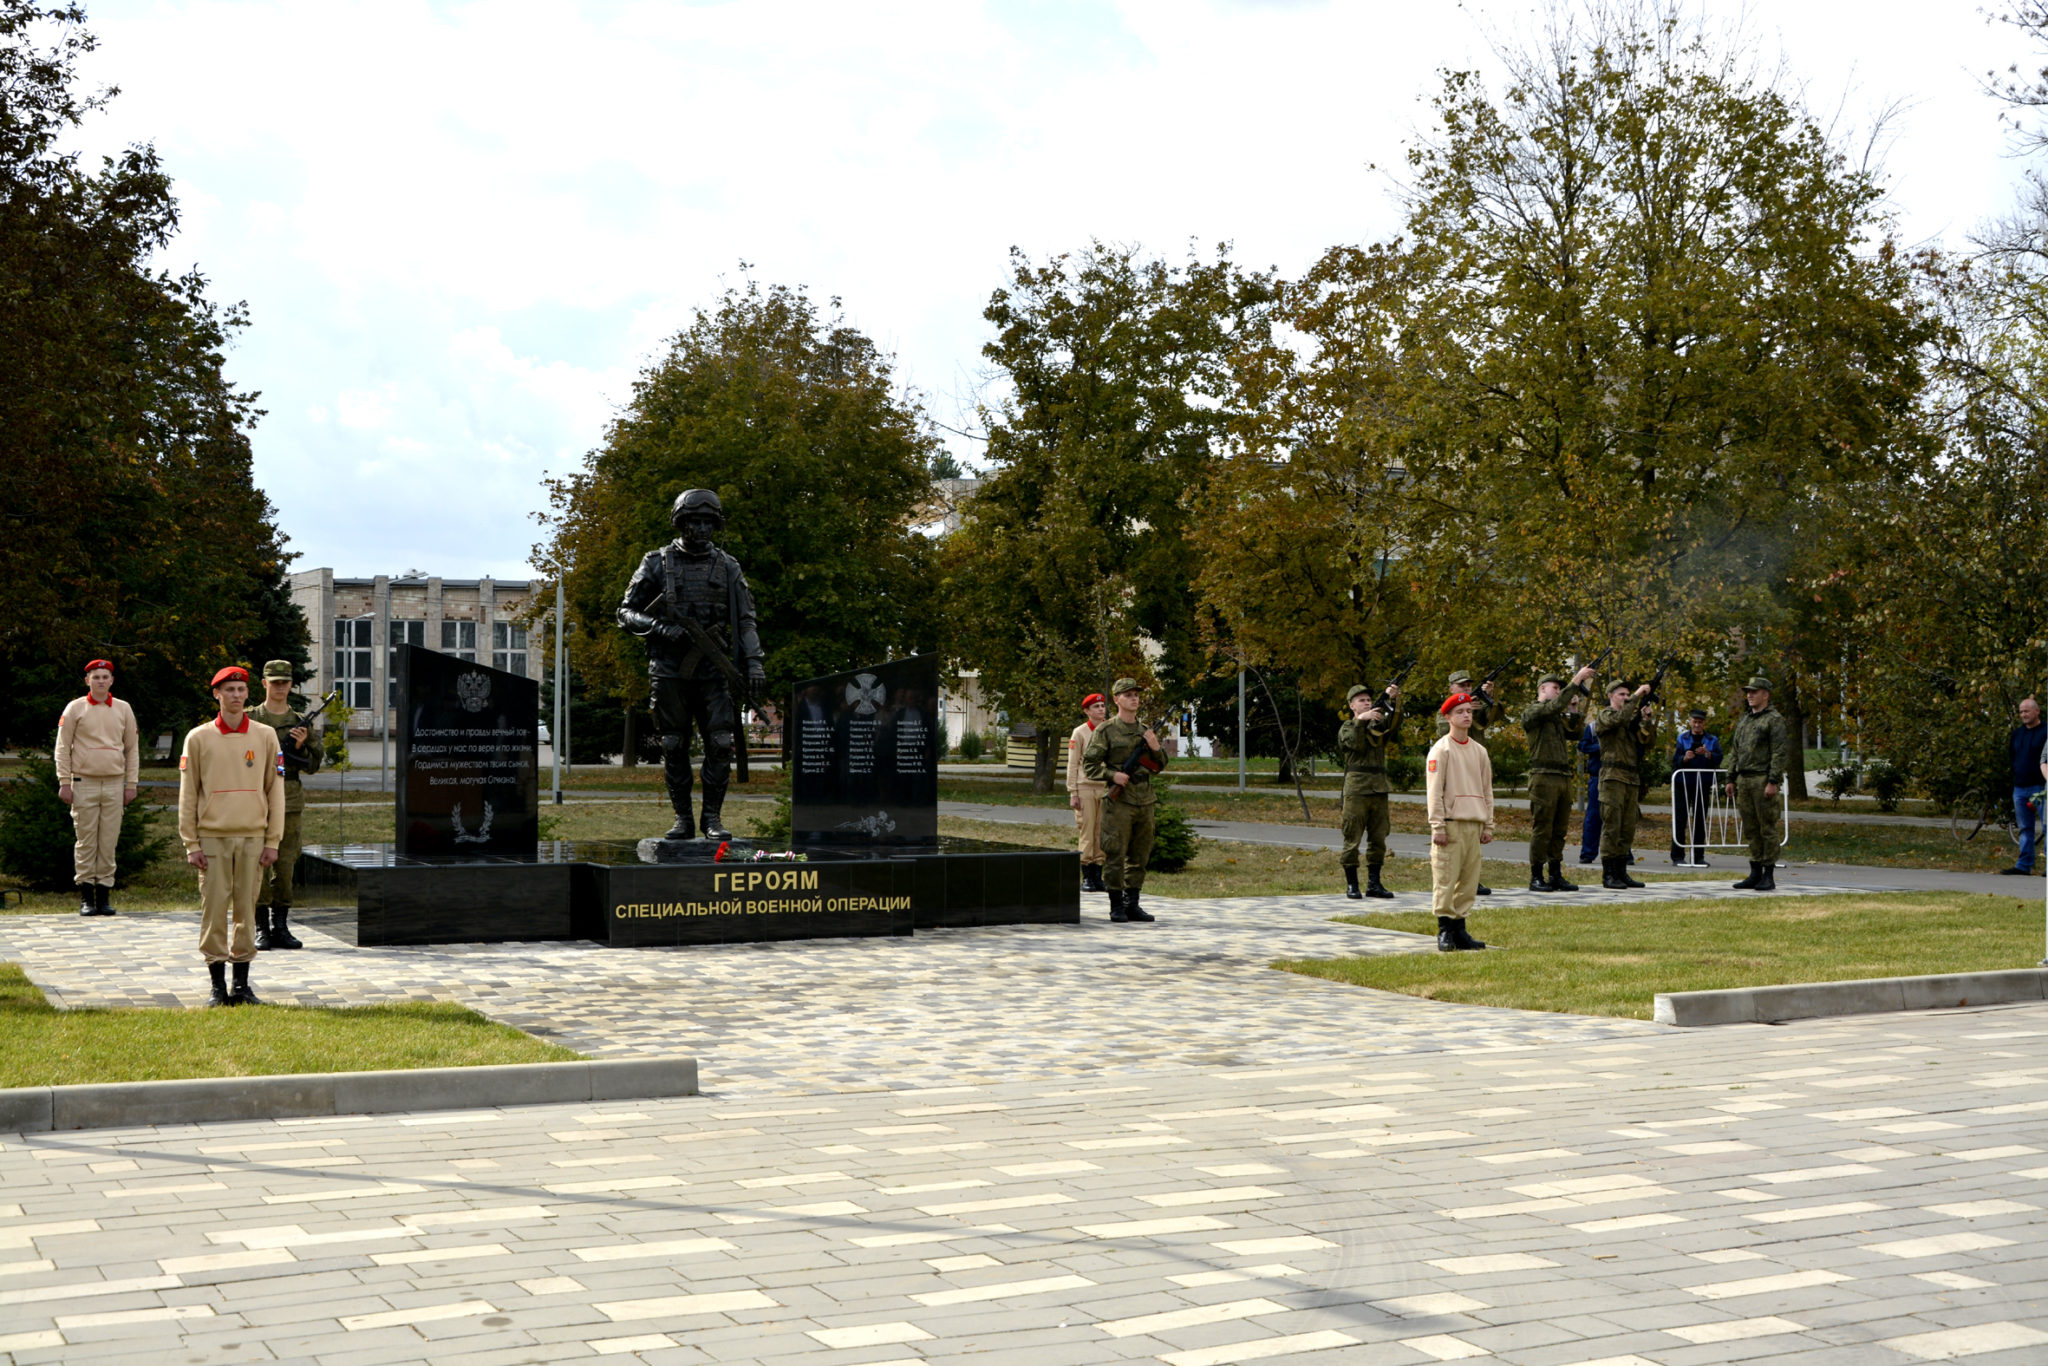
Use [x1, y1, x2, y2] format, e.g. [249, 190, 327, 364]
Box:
[1336, 681, 1402, 900]
[1082, 678, 1166, 924]
[1520, 664, 1597, 892]
[1592, 679, 1658, 890]
[1726, 674, 1793, 891]
[617, 490, 768, 842]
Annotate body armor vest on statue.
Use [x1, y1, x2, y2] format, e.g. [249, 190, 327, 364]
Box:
[658, 548, 736, 678]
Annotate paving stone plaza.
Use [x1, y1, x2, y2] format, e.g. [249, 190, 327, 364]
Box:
[2, 883, 2046, 1363]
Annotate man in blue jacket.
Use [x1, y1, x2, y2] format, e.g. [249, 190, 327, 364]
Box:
[2003, 697, 2045, 876]
[1671, 710, 1722, 866]
[1577, 721, 1602, 864]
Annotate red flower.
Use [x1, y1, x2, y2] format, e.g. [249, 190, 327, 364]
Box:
[713, 841, 731, 862]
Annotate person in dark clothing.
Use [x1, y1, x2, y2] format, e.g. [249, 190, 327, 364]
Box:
[2003, 697, 2046, 876]
[1577, 721, 1602, 864]
[1670, 710, 1721, 866]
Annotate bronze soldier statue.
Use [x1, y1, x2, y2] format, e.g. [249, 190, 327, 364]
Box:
[617, 490, 767, 841]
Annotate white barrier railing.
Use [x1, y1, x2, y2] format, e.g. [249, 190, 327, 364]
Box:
[1670, 768, 1789, 863]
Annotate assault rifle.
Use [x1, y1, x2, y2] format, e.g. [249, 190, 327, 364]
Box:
[1638, 657, 1676, 717]
[1102, 710, 1174, 805]
[281, 691, 339, 774]
[1368, 656, 1417, 715]
[1481, 652, 1519, 690]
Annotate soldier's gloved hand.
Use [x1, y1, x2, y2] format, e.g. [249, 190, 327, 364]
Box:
[654, 622, 687, 645]
[747, 662, 768, 700]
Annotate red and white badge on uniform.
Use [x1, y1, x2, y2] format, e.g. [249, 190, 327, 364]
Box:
[1428, 758, 1438, 772]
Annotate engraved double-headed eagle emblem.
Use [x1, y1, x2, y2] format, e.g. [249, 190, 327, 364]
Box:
[845, 672, 886, 716]
[456, 670, 491, 713]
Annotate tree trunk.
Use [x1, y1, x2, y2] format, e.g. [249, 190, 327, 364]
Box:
[1032, 731, 1058, 795]
[1781, 676, 1809, 800]
[622, 705, 638, 769]
[1275, 750, 1294, 786]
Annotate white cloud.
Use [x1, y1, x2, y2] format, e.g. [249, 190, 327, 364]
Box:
[64, 0, 2028, 579]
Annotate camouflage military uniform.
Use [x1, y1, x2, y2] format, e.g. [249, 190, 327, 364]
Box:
[1726, 679, 1793, 882]
[1593, 690, 1657, 883]
[252, 700, 318, 915]
[1520, 677, 1588, 887]
[1436, 670, 1496, 741]
[1337, 691, 1399, 894]
[1083, 713, 1166, 894]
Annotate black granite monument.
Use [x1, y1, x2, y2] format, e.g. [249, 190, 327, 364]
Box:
[395, 644, 539, 859]
[791, 655, 940, 844]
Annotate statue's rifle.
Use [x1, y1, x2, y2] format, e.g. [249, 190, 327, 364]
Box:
[281, 691, 339, 774]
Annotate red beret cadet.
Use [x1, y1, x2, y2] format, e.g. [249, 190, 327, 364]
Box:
[211, 665, 250, 687]
[1081, 693, 1105, 708]
[1439, 692, 1474, 716]
[83, 659, 114, 674]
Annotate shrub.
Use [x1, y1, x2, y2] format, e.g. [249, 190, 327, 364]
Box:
[1487, 731, 1531, 791]
[958, 730, 984, 762]
[1386, 752, 1424, 793]
[1863, 758, 1906, 813]
[321, 698, 354, 770]
[1821, 763, 1860, 806]
[0, 753, 170, 891]
[1146, 791, 1199, 873]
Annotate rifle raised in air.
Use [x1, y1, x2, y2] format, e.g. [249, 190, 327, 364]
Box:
[1369, 656, 1417, 714]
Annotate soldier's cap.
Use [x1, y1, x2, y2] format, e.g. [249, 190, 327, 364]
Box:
[1440, 692, 1475, 716]
[1080, 692, 1104, 709]
[1538, 672, 1567, 687]
[262, 659, 294, 681]
[1742, 675, 1773, 692]
[1346, 684, 1371, 701]
[210, 665, 250, 687]
[1607, 678, 1633, 694]
[1447, 669, 1474, 687]
[83, 658, 114, 674]
[1689, 708, 1708, 719]
[1110, 677, 1142, 697]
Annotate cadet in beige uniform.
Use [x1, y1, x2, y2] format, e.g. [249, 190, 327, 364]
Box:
[1426, 692, 1494, 952]
[251, 659, 318, 950]
[1066, 693, 1108, 891]
[54, 659, 139, 916]
[178, 666, 284, 1007]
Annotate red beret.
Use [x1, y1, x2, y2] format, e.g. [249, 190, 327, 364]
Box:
[1440, 691, 1474, 716]
[211, 665, 250, 687]
[83, 659, 114, 674]
[1081, 693, 1105, 708]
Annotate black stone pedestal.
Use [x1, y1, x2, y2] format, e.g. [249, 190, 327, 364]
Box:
[636, 837, 760, 864]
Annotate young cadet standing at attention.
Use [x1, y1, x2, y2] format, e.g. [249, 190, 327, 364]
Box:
[1427, 693, 1494, 951]
[54, 658, 139, 916]
[250, 660, 319, 950]
[178, 666, 284, 1007]
[1065, 692, 1108, 892]
[1083, 678, 1166, 924]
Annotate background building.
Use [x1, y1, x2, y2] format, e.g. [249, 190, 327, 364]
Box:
[290, 570, 545, 736]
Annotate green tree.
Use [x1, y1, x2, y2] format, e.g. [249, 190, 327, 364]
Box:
[0, 2, 302, 748]
[536, 280, 943, 739]
[942, 242, 1277, 791]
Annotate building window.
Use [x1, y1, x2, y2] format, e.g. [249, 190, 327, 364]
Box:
[389, 620, 424, 709]
[334, 618, 373, 710]
[441, 620, 477, 661]
[493, 621, 527, 675]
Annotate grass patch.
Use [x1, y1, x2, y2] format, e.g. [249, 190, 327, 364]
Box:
[1278, 891, 2044, 1020]
[0, 962, 578, 1086]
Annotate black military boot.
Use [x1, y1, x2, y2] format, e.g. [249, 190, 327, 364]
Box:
[1109, 888, 1131, 923]
[661, 752, 695, 840]
[1475, 882, 1493, 896]
[1601, 857, 1630, 890]
[1451, 919, 1487, 950]
[1364, 863, 1395, 899]
[94, 884, 117, 916]
[1732, 860, 1762, 890]
[1754, 862, 1777, 892]
[1546, 861, 1578, 893]
[207, 962, 232, 1007]
[1081, 864, 1106, 892]
[699, 800, 732, 842]
[1618, 857, 1645, 889]
[230, 961, 261, 1006]
[77, 884, 96, 917]
[254, 906, 273, 951]
[1436, 916, 1458, 951]
[1344, 867, 1363, 900]
[269, 907, 303, 950]
[1528, 863, 1550, 893]
[1124, 890, 1154, 922]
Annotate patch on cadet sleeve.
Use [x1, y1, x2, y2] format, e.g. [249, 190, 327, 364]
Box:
[178, 755, 187, 770]
[1427, 758, 1437, 772]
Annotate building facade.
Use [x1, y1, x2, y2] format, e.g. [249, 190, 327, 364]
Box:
[289, 570, 545, 736]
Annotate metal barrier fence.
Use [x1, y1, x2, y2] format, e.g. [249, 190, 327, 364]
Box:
[1669, 768, 1789, 865]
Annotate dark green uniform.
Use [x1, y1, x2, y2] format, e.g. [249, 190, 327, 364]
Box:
[1592, 699, 1657, 861]
[1083, 717, 1167, 891]
[1521, 685, 1588, 867]
[1726, 703, 1792, 862]
[1436, 672, 1497, 741]
[1338, 706, 1399, 870]
[252, 701, 319, 909]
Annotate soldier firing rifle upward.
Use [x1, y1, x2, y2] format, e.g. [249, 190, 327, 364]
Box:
[617, 489, 768, 842]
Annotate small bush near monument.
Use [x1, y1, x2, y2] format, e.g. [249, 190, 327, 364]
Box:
[1864, 758, 1906, 813]
[0, 753, 167, 891]
[958, 731, 984, 762]
[321, 699, 354, 770]
[1145, 788, 1199, 873]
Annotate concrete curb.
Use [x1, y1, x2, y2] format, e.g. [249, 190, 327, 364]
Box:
[1655, 969, 2048, 1027]
[0, 1057, 697, 1134]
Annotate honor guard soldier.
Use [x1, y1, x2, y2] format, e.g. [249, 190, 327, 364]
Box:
[178, 666, 284, 1007]
[1082, 678, 1166, 923]
[617, 489, 768, 842]
[251, 660, 319, 950]
[54, 659, 140, 916]
[1337, 681, 1402, 900]
[1426, 693, 1493, 950]
[1520, 665, 1597, 892]
[1066, 693, 1109, 891]
[1727, 675, 1792, 891]
[1592, 678, 1658, 889]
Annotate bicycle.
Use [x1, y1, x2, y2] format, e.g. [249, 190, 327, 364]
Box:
[1949, 786, 2042, 848]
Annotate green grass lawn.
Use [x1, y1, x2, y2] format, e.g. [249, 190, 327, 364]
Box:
[0, 963, 578, 1086]
[1278, 892, 2045, 1020]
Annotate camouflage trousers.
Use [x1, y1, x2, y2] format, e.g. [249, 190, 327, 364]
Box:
[1338, 779, 1389, 869]
[1598, 776, 1641, 861]
[1735, 774, 1781, 863]
[258, 808, 302, 908]
[1099, 796, 1156, 892]
[1526, 772, 1573, 867]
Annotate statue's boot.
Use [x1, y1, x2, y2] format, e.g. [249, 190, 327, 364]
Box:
[661, 745, 695, 840]
[699, 781, 732, 841]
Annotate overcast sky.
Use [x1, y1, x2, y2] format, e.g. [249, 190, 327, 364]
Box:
[68, 0, 2038, 579]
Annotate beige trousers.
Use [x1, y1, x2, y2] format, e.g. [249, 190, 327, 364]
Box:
[198, 835, 264, 964]
[1430, 819, 1484, 920]
[1071, 783, 1106, 864]
[70, 777, 124, 887]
